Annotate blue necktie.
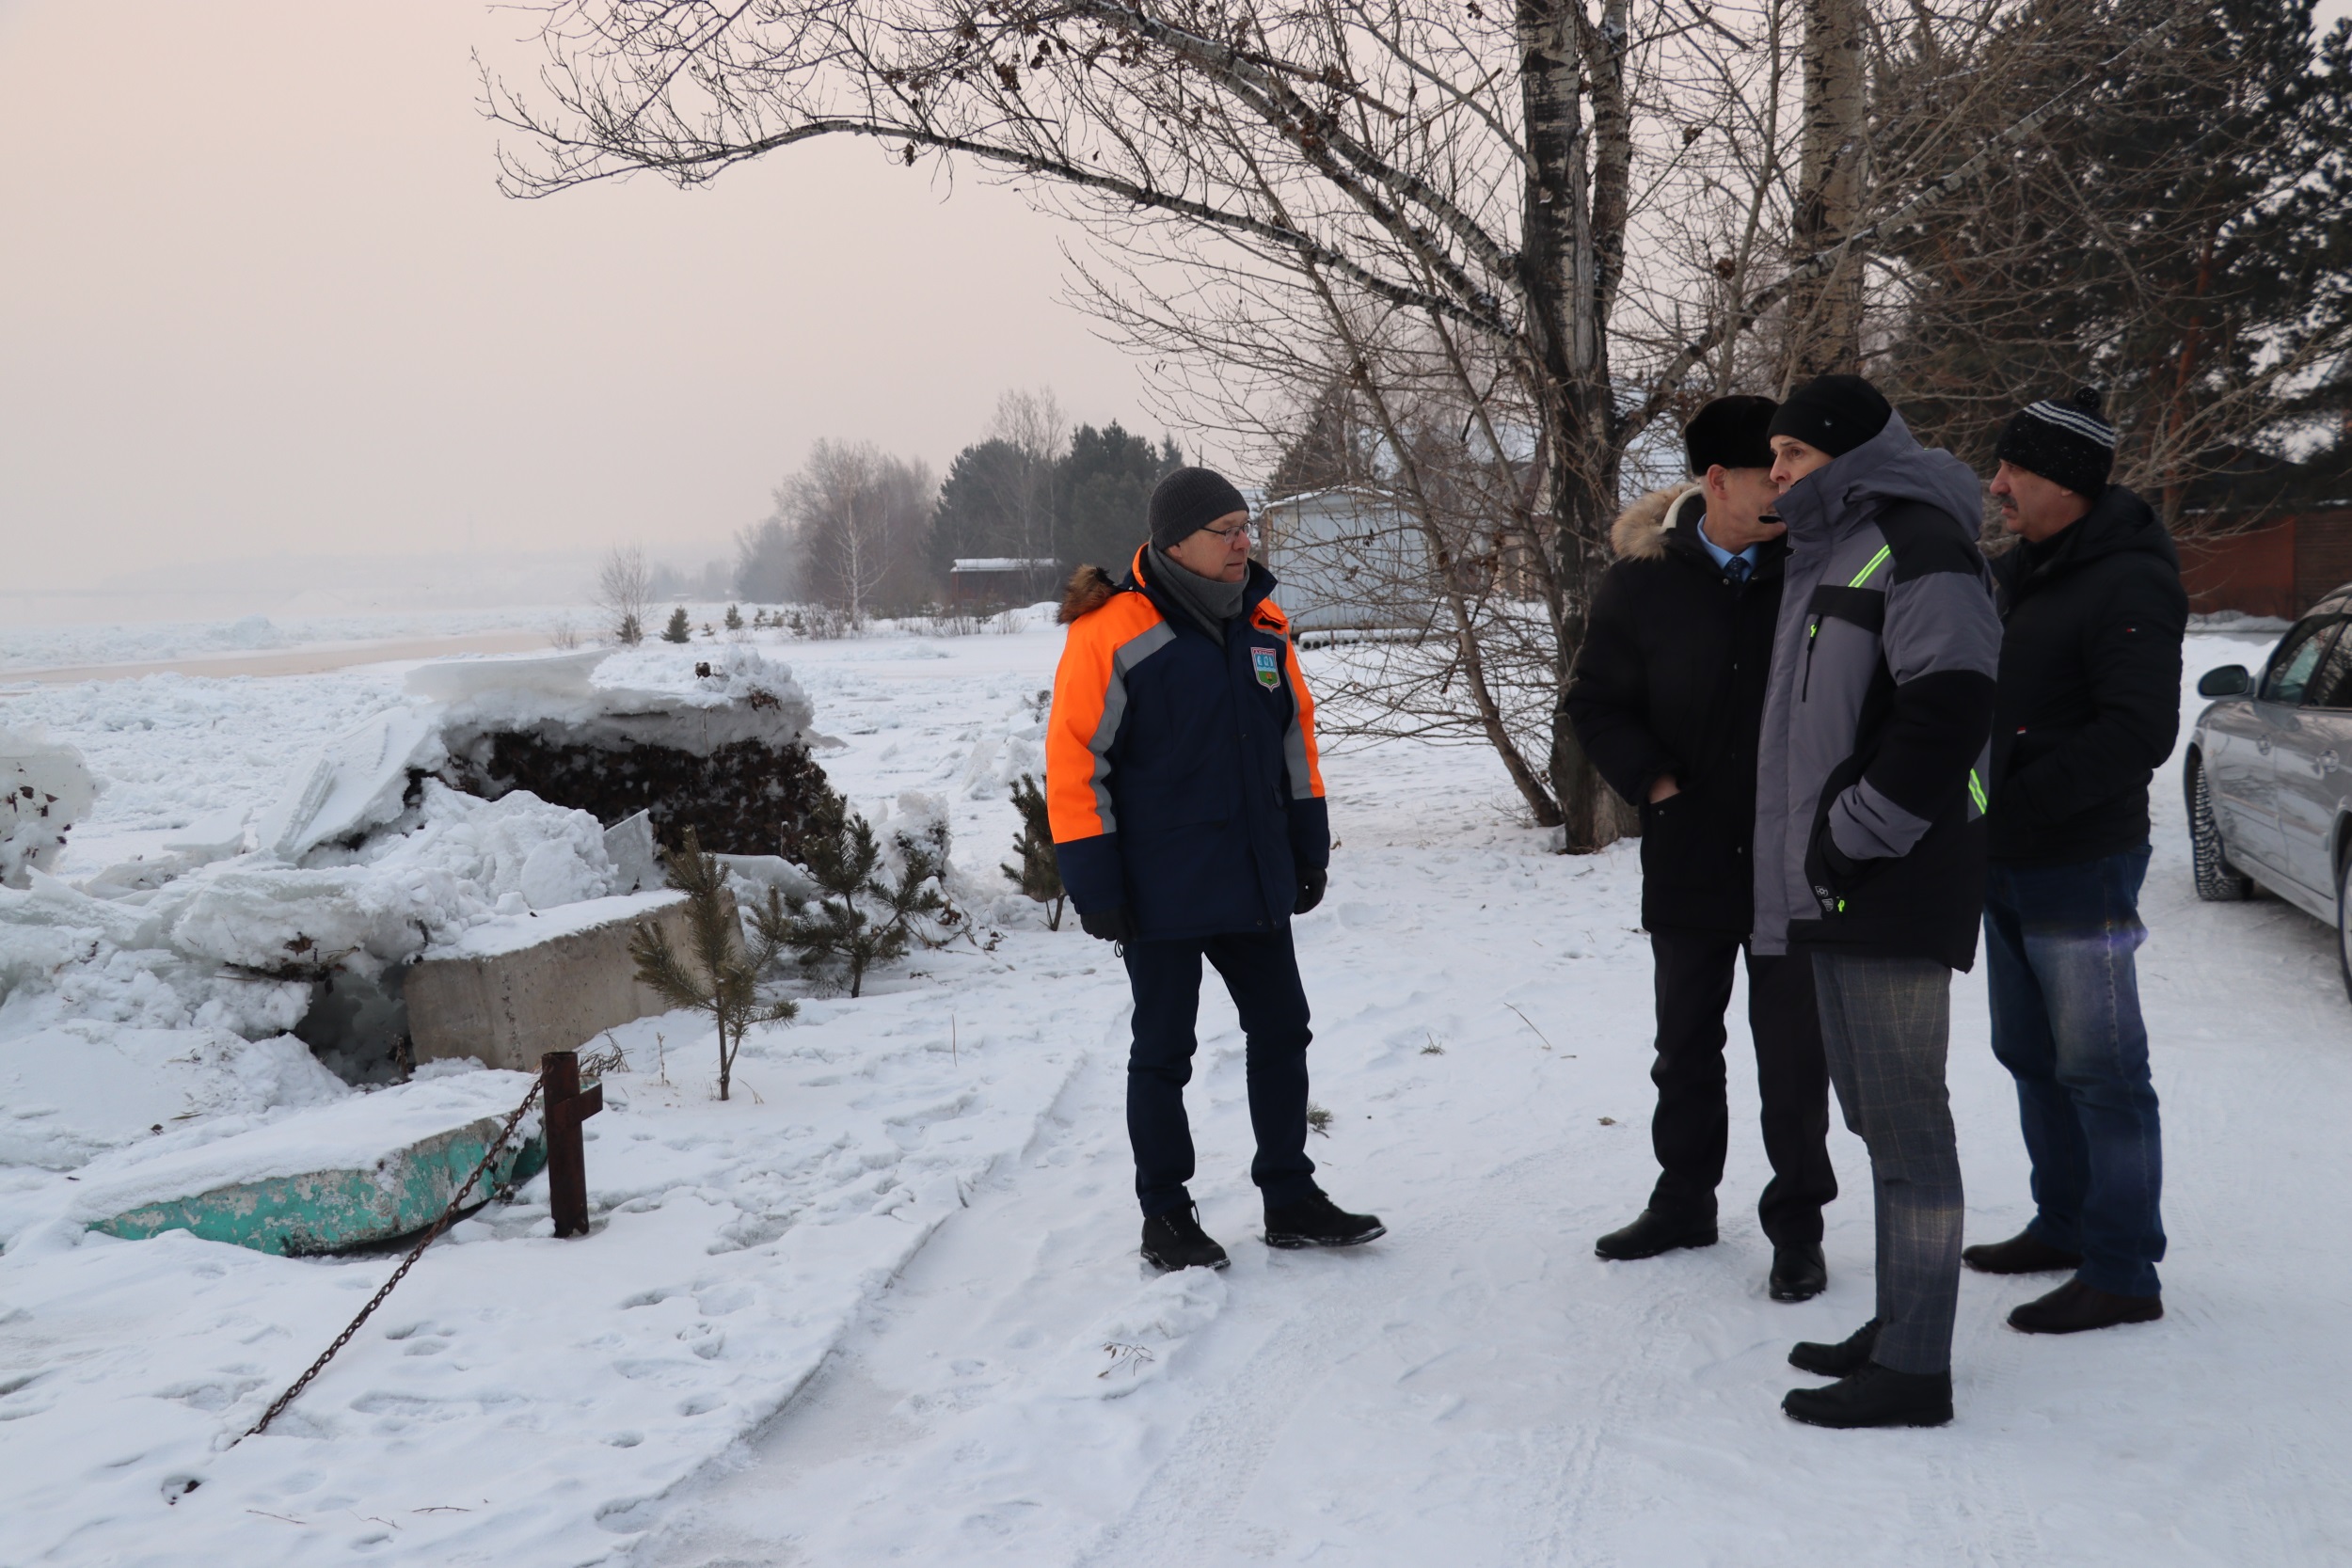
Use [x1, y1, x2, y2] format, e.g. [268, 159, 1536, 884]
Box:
[1724, 555, 1752, 585]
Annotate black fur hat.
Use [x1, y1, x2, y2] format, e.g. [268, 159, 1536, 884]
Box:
[1683, 395, 1779, 474]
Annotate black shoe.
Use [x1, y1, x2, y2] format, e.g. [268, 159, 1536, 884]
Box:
[1141, 1206, 1230, 1272]
[1769, 1243, 1828, 1302]
[1593, 1208, 1718, 1261]
[1783, 1362, 1953, 1429]
[1263, 1193, 1385, 1249]
[1962, 1229, 2083, 1275]
[1788, 1317, 1882, 1378]
[2007, 1278, 2162, 1335]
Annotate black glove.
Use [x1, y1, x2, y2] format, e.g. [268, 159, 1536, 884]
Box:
[1295, 865, 1328, 915]
[1080, 905, 1135, 942]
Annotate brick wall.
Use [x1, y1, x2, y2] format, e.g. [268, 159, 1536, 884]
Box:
[2296, 509, 2352, 610]
[2181, 521, 2298, 618]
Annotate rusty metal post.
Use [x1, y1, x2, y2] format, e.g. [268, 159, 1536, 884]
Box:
[541, 1049, 603, 1239]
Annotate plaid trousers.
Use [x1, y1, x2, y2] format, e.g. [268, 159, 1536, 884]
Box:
[1813, 951, 1963, 1375]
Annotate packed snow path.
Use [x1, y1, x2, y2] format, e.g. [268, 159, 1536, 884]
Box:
[642, 647, 2352, 1567]
[0, 627, 2345, 1565]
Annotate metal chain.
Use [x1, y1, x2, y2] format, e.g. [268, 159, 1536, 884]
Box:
[241, 1073, 548, 1441]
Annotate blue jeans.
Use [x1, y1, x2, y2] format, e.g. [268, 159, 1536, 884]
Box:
[1983, 845, 2165, 1298]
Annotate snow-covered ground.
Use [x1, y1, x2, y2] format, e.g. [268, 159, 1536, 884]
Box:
[1, 623, 2346, 1566]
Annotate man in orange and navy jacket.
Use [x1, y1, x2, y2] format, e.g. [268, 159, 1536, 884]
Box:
[1047, 466, 1385, 1273]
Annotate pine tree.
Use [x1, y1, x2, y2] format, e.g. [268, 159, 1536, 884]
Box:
[628, 828, 796, 1101]
[661, 606, 692, 642]
[724, 603, 744, 630]
[754, 786, 951, 997]
[1000, 773, 1066, 930]
[617, 611, 644, 645]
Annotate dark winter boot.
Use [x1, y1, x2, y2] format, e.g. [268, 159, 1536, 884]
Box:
[1782, 1363, 1953, 1429]
[1141, 1206, 1230, 1272]
[1788, 1318, 1882, 1378]
[1593, 1208, 1718, 1261]
[1768, 1243, 1828, 1302]
[1962, 1229, 2083, 1275]
[1263, 1193, 1386, 1249]
[2007, 1278, 2163, 1335]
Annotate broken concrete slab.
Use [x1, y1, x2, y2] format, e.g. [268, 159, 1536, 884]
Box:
[79, 1070, 547, 1256]
[405, 889, 693, 1072]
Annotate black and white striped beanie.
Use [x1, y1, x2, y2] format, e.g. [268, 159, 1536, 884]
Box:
[1995, 387, 2116, 498]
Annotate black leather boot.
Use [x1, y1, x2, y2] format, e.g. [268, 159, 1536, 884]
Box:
[1783, 1362, 1953, 1429]
[1593, 1208, 1718, 1261]
[1263, 1193, 1386, 1249]
[1769, 1243, 1828, 1301]
[1141, 1205, 1230, 1272]
[2008, 1279, 2162, 1334]
[1962, 1229, 2083, 1275]
[1788, 1317, 1881, 1378]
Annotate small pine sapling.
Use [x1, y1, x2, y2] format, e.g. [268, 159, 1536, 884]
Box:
[755, 787, 952, 997]
[617, 611, 644, 645]
[1000, 773, 1066, 930]
[629, 828, 796, 1101]
[662, 606, 692, 642]
[723, 603, 743, 630]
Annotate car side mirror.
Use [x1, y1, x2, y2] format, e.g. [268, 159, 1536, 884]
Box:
[2198, 665, 2251, 698]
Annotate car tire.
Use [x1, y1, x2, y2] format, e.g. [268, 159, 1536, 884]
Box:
[2337, 851, 2352, 1006]
[2188, 753, 2253, 902]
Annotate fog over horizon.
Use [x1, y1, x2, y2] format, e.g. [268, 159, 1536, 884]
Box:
[0, 1, 1153, 620]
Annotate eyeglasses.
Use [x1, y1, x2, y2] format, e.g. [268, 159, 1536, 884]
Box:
[1200, 519, 1252, 542]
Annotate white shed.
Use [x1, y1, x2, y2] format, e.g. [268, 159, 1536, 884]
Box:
[1256, 487, 1432, 635]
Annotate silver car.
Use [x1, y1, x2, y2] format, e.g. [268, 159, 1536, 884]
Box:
[2186, 584, 2352, 999]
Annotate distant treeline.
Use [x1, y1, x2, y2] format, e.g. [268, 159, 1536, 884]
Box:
[727, 390, 1184, 619]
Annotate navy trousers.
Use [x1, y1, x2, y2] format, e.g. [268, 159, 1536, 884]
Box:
[1984, 844, 2166, 1299]
[1646, 929, 1837, 1247]
[1121, 928, 1319, 1218]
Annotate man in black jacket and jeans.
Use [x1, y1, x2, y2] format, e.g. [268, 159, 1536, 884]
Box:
[1566, 395, 1838, 1304]
[1966, 388, 2185, 1336]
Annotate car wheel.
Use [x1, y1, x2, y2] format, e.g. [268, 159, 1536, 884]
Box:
[2188, 753, 2253, 901]
[2338, 852, 2352, 1006]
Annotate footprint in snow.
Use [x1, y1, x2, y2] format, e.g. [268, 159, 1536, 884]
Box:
[1056, 1268, 1227, 1401]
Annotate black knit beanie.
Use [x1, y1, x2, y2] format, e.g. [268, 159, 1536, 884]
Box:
[1995, 388, 2116, 498]
[1147, 467, 1248, 549]
[1683, 395, 1779, 473]
[1767, 373, 1892, 458]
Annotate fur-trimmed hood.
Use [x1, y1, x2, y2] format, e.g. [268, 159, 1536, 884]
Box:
[1058, 563, 1122, 624]
[1610, 483, 1706, 562]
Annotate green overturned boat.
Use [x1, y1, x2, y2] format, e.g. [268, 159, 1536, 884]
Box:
[82, 1070, 548, 1257]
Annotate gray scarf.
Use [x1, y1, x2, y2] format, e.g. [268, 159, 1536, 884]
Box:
[1148, 546, 1248, 644]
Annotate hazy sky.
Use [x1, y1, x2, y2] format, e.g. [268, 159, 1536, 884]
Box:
[8, 2, 2347, 601]
[0, 1, 1149, 591]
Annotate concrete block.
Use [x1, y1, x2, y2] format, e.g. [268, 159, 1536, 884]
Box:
[406, 890, 693, 1071]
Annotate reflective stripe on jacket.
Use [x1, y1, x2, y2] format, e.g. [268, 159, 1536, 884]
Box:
[1046, 546, 1329, 941]
[1752, 413, 2002, 972]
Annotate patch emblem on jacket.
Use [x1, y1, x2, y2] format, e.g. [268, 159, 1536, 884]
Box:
[1252, 647, 1280, 689]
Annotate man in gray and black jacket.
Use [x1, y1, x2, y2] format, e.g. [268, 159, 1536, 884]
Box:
[1749, 374, 2001, 1430]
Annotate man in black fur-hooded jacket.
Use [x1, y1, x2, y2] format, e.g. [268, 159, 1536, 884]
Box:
[1565, 394, 1837, 1307]
[1753, 374, 2001, 1433]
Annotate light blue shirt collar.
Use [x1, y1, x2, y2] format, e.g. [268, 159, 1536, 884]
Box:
[1692, 505, 1759, 573]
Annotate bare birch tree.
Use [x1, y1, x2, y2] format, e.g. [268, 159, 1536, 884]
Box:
[785, 439, 938, 621]
[595, 543, 652, 643]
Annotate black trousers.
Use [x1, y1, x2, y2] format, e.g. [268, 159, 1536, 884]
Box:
[1121, 928, 1320, 1218]
[1645, 927, 1837, 1247]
